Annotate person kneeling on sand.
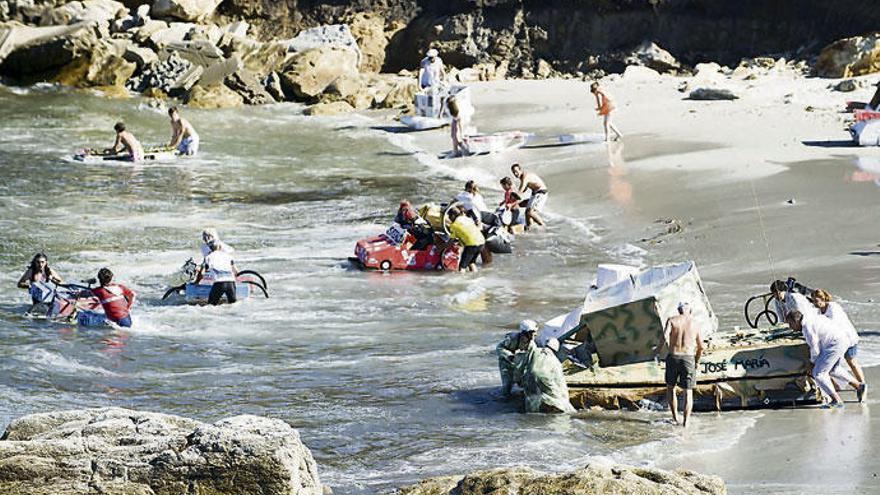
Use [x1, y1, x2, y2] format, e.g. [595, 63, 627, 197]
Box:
[91, 268, 136, 328]
[590, 82, 623, 142]
[168, 106, 200, 156]
[511, 163, 548, 230]
[810, 289, 867, 402]
[107, 122, 144, 162]
[660, 302, 703, 427]
[447, 206, 484, 272]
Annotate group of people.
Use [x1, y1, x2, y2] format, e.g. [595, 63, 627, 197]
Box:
[15, 229, 242, 327]
[771, 280, 867, 408]
[392, 163, 550, 272]
[105, 106, 200, 162]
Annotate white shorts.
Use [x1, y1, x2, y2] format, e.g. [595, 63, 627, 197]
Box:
[527, 191, 548, 212]
[178, 135, 200, 156]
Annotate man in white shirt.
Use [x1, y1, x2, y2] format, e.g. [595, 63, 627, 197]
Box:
[419, 48, 446, 90]
[454, 180, 491, 228]
[195, 241, 238, 305]
[786, 310, 855, 408]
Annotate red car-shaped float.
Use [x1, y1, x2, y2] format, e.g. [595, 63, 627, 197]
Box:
[350, 224, 461, 271]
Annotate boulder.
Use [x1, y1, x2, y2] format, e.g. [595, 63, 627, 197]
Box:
[195, 52, 239, 86]
[224, 67, 273, 104]
[219, 35, 288, 77]
[834, 79, 862, 92]
[0, 21, 98, 77]
[42, 0, 125, 26]
[346, 12, 385, 73]
[623, 64, 661, 80]
[535, 58, 553, 79]
[122, 44, 157, 68]
[187, 81, 242, 108]
[279, 45, 358, 101]
[164, 38, 222, 66]
[624, 40, 681, 73]
[815, 33, 880, 78]
[263, 70, 285, 101]
[127, 50, 201, 93]
[151, 0, 221, 23]
[395, 463, 726, 495]
[285, 23, 360, 64]
[132, 18, 167, 44]
[147, 21, 193, 49]
[687, 87, 739, 100]
[304, 100, 354, 116]
[373, 75, 416, 109]
[0, 407, 323, 495]
[694, 62, 723, 79]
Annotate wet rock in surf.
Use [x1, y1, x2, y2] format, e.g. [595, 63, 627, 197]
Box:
[394, 463, 726, 495]
[186, 81, 242, 108]
[0, 407, 324, 495]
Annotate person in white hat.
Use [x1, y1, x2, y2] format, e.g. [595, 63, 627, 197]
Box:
[496, 320, 539, 396]
[418, 48, 446, 90]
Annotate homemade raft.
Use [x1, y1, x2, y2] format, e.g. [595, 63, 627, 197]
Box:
[537, 262, 815, 411]
[74, 147, 178, 162]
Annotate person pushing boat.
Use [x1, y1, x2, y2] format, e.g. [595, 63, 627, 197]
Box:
[167, 106, 200, 156]
[511, 163, 547, 230]
[107, 122, 144, 162]
[17, 253, 63, 304]
[195, 240, 239, 305]
[91, 268, 136, 328]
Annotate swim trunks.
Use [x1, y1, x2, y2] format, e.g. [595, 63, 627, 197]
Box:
[527, 190, 548, 212]
[177, 135, 200, 156]
[665, 354, 696, 389]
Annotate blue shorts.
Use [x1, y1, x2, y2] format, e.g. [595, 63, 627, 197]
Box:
[113, 315, 132, 328]
[845, 345, 858, 359]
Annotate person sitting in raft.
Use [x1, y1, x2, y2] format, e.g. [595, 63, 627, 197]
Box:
[394, 200, 433, 250]
[496, 320, 539, 397]
[447, 206, 485, 272]
[91, 268, 136, 328]
[811, 289, 867, 402]
[167, 106, 200, 156]
[200, 228, 234, 259]
[195, 240, 239, 305]
[18, 253, 64, 304]
[106, 122, 144, 162]
[418, 48, 446, 90]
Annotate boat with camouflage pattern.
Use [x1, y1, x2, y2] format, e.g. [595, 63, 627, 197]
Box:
[538, 261, 817, 411]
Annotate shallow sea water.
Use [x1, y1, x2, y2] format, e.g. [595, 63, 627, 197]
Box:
[0, 84, 878, 493]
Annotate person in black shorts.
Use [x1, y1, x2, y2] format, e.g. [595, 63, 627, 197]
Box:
[661, 302, 704, 427]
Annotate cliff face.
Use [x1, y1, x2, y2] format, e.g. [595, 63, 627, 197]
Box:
[218, 0, 880, 73]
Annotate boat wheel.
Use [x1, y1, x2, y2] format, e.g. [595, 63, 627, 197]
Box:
[379, 260, 392, 271]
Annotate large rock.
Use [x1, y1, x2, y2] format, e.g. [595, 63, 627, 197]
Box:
[164, 38, 222, 66]
[304, 100, 354, 116]
[373, 75, 416, 109]
[127, 50, 201, 93]
[395, 463, 726, 495]
[0, 21, 98, 77]
[347, 12, 386, 73]
[186, 81, 242, 108]
[52, 39, 135, 88]
[0, 407, 323, 495]
[625, 40, 681, 73]
[151, 0, 220, 23]
[285, 23, 360, 64]
[41, 0, 125, 26]
[146, 21, 193, 49]
[224, 67, 274, 104]
[687, 87, 739, 100]
[279, 45, 358, 101]
[815, 33, 880, 78]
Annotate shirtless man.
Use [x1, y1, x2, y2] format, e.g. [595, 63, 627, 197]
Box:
[660, 302, 704, 427]
[168, 106, 200, 156]
[510, 163, 548, 229]
[107, 122, 144, 162]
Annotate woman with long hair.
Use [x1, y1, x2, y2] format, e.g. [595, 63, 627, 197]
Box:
[18, 253, 64, 303]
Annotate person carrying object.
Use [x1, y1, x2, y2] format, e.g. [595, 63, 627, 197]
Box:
[91, 268, 136, 328]
[496, 320, 539, 397]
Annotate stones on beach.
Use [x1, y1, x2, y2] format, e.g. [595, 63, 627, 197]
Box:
[186, 81, 242, 107]
[815, 33, 880, 78]
[687, 87, 739, 101]
[280, 45, 359, 100]
[0, 407, 324, 495]
[395, 463, 726, 495]
[225, 67, 274, 104]
[624, 40, 681, 74]
[151, 0, 221, 23]
[833, 79, 863, 92]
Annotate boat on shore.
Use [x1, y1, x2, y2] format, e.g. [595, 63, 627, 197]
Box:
[400, 85, 473, 131]
[534, 261, 816, 411]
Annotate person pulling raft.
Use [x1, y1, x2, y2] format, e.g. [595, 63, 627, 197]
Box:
[107, 122, 144, 162]
[195, 239, 239, 305]
[167, 106, 200, 156]
[91, 268, 136, 328]
[18, 253, 64, 305]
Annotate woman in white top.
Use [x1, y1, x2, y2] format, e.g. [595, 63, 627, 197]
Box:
[200, 228, 235, 258]
[811, 288, 866, 401]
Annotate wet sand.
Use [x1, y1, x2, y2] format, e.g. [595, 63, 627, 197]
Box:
[397, 68, 880, 492]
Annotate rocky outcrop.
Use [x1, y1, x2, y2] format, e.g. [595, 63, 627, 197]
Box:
[815, 33, 880, 78]
[0, 22, 98, 77]
[186, 81, 242, 107]
[280, 45, 358, 100]
[151, 0, 221, 23]
[0, 407, 323, 495]
[394, 463, 726, 495]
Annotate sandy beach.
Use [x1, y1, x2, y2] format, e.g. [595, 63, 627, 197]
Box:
[384, 67, 880, 492]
